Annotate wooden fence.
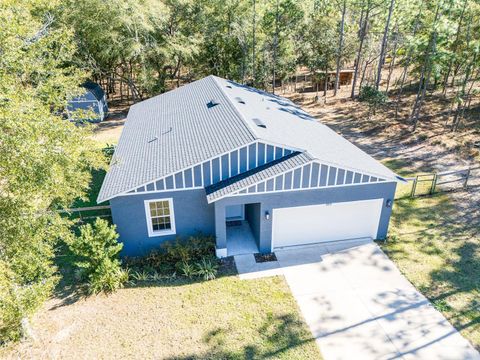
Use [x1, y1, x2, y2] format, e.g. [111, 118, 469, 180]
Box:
[395, 166, 479, 199]
[59, 205, 112, 223]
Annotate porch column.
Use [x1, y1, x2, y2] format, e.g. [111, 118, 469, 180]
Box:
[214, 202, 227, 258]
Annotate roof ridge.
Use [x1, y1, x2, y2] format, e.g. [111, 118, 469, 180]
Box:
[210, 76, 259, 141]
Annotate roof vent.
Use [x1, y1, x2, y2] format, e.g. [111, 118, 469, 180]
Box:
[235, 97, 246, 104]
[207, 99, 220, 108]
[252, 118, 266, 128]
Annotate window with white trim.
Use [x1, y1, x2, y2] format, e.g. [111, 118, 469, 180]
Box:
[144, 198, 176, 237]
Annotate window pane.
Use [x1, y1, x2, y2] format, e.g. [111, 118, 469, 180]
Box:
[149, 200, 173, 233]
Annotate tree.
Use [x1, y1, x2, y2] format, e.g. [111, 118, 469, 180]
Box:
[334, 0, 347, 96]
[375, 0, 395, 90]
[68, 219, 128, 294]
[0, 0, 105, 342]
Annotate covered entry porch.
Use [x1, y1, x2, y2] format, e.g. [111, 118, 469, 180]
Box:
[218, 203, 263, 257]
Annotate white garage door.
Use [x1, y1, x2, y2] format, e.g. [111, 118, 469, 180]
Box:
[272, 199, 383, 249]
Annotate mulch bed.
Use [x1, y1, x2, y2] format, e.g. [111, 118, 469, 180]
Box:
[254, 253, 277, 263]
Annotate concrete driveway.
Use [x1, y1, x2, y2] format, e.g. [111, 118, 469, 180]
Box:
[274, 239, 480, 360]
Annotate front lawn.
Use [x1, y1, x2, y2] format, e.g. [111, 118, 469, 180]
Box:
[382, 194, 480, 350]
[2, 269, 321, 359]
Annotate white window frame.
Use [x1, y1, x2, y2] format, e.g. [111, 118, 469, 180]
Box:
[144, 198, 176, 237]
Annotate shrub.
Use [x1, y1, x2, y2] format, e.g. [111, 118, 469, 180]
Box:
[0, 258, 57, 344]
[195, 257, 219, 281]
[124, 234, 216, 275]
[179, 261, 196, 278]
[131, 270, 150, 282]
[68, 218, 127, 293]
[358, 85, 387, 118]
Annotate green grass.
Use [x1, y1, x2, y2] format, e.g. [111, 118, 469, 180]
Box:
[381, 158, 480, 350]
[3, 267, 322, 359]
[72, 168, 108, 208]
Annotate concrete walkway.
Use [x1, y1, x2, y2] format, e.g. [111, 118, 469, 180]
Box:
[274, 240, 480, 360]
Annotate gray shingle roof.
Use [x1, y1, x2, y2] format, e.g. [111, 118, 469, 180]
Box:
[205, 152, 312, 203]
[98, 75, 401, 203]
[97, 76, 256, 202]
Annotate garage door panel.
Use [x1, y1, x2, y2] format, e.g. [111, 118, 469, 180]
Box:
[272, 199, 383, 249]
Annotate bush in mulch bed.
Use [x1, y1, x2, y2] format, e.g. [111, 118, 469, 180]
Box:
[254, 252, 277, 263]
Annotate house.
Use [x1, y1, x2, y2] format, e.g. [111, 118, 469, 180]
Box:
[97, 76, 404, 257]
[67, 81, 108, 123]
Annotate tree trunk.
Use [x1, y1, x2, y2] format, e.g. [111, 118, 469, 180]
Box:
[442, 0, 468, 97]
[375, 0, 395, 90]
[385, 25, 398, 93]
[252, 0, 256, 83]
[334, 0, 347, 96]
[452, 23, 476, 132]
[351, 6, 370, 98]
[411, 4, 441, 131]
[272, 0, 280, 94]
[394, 0, 424, 119]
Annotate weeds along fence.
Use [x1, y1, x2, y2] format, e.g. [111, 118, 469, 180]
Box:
[59, 205, 112, 224]
[395, 166, 479, 199]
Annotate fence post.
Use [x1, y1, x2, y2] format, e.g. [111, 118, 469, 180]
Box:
[464, 168, 471, 188]
[430, 173, 437, 195]
[410, 176, 418, 198]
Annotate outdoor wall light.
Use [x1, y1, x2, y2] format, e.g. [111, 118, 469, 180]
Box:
[265, 211, 270, 220]
[386, 199, 393, 208]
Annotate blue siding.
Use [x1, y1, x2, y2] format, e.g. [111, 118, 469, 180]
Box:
[165, 176, 174, 190]
[214, 182, 397, 253]
[284, 171, 293, 190]
[293, 168, 302, 189]
[275, 175, 283, 190]
[336, 169, 345, 185]
[257, 182, 265, 192]
[194, 166, 202, 187]
[110, 189, 215, 256]
[175, 172, 184, 189]
[328, 167, 337, 186]
[230, 150, 239, 176]
[302, 164, 311, 188]
[248, 143, 256, 170]
[320, 165, 328, 186]
[275, 147, 283, 160]
[258, 143, 266, 165]
[156, 179, 164, 190]
[354, 173, 362, 184]
[239, 147, 248, 172]
[310, 163, 320, 187]
[136, 142, 292, 193]
[212, 158, 221, 183]
[345, 171, 353, 184]
[266, 179, 274, 191]
[184, 168, 193, 188]
[203, 162, 211, 186]
[266, 145, 275, 162]
[221, 155, 229, 180]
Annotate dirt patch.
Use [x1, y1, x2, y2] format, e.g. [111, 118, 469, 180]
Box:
[287, 92, 480, 232]
[91, 99, 129, 145]
[1, 275, 320, 359]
